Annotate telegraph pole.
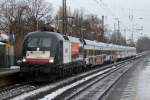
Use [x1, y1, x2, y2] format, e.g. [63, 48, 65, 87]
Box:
[124, 29, 127, 45]
[129, 9, 134, 42]
[132, 19, 134, 42]
[114, 23, 116, 32]
[118, 20, 120, 32]
[117, 20, 120, 44]
[62, 0, 67, 35]
[114, 23, 117, 44]
[101, 15, 104, 41]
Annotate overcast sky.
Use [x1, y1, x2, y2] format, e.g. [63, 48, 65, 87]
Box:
[47, 0, 150, 40]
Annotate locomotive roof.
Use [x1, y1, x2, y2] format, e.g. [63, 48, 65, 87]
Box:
[25, 31, 64, 40]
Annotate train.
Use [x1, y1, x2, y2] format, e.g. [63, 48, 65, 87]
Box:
[20, 31, 136, 78]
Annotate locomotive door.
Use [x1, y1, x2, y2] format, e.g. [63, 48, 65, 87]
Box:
[63, 41, 71, 63]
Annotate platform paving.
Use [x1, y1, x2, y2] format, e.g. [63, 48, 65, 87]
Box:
[105, 55, 150, 100]
[0, 66, 20, 76]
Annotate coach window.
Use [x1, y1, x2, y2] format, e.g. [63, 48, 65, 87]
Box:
[93, 50, 96, 56]
[95, 50, 98, 55]
[101, 50, 105, 55]
[89, 50, 93, 56]
[79, 46, 83, 55]
[84, 49, 87, 58]
[86, 50, 90, 57]
[98, 50, 102, 55]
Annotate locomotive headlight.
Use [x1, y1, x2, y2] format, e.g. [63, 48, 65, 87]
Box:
[49, 57, 54, 63]
[22, 58, 26, 62]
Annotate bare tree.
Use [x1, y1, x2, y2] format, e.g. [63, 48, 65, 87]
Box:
[0, 0, 53, 57]
[24, 0, 53, 31]
[72, 9, 84, 37]
[54, 7, 107, 41]
[110, 30, 126, 45]
[54, 6, 76, 34]
[136, 36, 150, 53]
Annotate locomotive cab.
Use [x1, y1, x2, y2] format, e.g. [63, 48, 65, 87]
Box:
[20, 32, 63, 73]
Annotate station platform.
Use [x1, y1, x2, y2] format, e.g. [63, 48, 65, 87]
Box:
[0, 66, 20, 87]
[0, 66, 20, 76]
[105, 55, 150, 100]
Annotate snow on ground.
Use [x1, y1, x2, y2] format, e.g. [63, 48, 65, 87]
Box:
[12, 68, 112, 100]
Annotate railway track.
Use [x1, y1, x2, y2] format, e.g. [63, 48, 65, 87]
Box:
[0, 82, 42, 100]
[10, 56, 141, 100]
[40, 59, 137, 100]
[55, 59, 140, 100]
[0, 55, 143, 100]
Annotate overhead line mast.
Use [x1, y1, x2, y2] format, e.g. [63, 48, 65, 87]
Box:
[62, 0, 67, 35]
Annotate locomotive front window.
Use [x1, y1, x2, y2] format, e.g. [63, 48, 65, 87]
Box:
[26, 37, 51, 48]
[42, 38, 51, 47]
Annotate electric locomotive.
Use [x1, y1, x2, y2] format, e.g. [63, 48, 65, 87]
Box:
[20, 31, 85, 75]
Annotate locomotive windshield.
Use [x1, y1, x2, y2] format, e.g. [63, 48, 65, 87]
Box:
[22, 32, 61, 58]
[26, 37, 51, 48]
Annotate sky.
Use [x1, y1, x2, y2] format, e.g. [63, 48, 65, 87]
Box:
[46, 0, 150, 40]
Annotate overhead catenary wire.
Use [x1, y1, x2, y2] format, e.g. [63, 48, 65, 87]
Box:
[96, 0, 133, 34]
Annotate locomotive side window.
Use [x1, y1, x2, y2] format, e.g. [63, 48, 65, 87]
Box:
[56, 41, 63, 64]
